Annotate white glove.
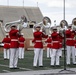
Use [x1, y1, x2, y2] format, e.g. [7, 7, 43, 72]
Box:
[22, 22, 28, 28]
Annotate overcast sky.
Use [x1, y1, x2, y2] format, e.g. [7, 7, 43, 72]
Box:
[0, 0, 76, 26]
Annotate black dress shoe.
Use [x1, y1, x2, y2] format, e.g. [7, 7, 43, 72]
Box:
[56, 65, 61, 67]
[4, 58, 8, 60]
[60, 56, 62, 58]
[14, 67, 19, 69]
[51, 65, 55, 67]
[10, 68, 14, 69]
[39, 66, 43, 67]
[33, 66, 37, 68]
[67, 64, 70, 66]
[73, 64, 76, 65]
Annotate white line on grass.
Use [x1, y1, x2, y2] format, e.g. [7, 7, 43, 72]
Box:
[0, 64, 32, 71]
[2, 70, 11, 73]
[0, 64, 8, 67]
[19, 67, 32, 71]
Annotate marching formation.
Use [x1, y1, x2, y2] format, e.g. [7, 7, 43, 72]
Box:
[32, 18, 76, 67]
[1, 16, 76, 69]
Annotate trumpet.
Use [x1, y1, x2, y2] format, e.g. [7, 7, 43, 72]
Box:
[4, 15, 28, 32]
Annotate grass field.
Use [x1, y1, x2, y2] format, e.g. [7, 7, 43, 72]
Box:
[0, 50, 76, 73]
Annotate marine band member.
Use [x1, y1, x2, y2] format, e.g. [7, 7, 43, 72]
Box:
[45, 35, 52, 58]
[32, 25, 48, 67]
[65, 25, 76, 65]
[51, 26, 60, 66]
[2, 33, 11, 59]
[19, 33, 25, 59]
[9, 25, 20, 69]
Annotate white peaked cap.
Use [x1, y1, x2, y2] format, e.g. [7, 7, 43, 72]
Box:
[48, 35, 51, 37]
[53, 26, 57, 29]
[68, 24, 72, 27]
[21, 33, 24, 35]
[5, 33, 9, 35]
[35, 24, 41, 28]
[11, 24, 17, 27]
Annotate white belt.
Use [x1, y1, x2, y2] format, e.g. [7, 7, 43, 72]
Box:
[19, 42, 24, 44]
[52, 41, 59, 43]
[36, 40, 42, 42]
[11, 39, 18, 41]
[67, 38, 74, 40]
[4, 43, 10, 44]
[47, 43, 51, 44]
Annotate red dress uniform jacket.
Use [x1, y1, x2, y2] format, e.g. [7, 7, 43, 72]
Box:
[19, 36, 25, 48]
[45, 37, 52, 48]
[65, 29, 75, 46]
[2, 37, 11, 49]
[32, 31, 48, 48]
[74, 40, 76, 48]
[51, 32, 60, 49]
[9, 29, 19, 48]
[74, 31, 76, 47]
[59, 35, 63, 48]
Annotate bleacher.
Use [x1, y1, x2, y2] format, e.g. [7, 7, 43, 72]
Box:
[0, 25, 4, 41]
[22, 28, 33, 38]
[0, 6, 43, 23]
[24, 7, 43, 23]
[0, 5, 43, 41]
